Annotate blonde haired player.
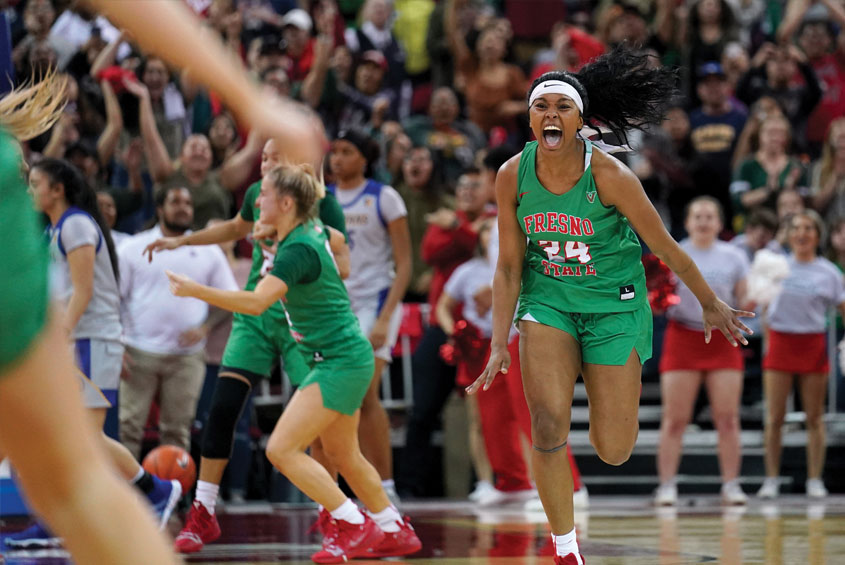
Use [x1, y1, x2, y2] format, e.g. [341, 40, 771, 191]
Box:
[0, 0, 320, 562]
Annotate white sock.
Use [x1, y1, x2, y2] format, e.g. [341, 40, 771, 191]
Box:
[552, 528, 580, 558]
[196, 480, 220, 514]
[381, 479, 395, 490]
[329, 499, 365, 524]
[369, 505, 401, 533]
[130, 467, 145, 484]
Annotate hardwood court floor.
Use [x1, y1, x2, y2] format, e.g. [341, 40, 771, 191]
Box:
[2, 496, 844, 564]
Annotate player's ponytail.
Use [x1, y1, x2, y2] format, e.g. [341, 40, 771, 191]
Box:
[31, 158, 120, 282]
[0, 69, 68, 141]
[528, 44, 678, 146]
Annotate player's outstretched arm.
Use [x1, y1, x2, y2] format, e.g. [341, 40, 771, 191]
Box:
[467, 155, 525, 394]
[87, 0, 318, 163]
[593, 150, 754, 346]
[167, 270, 286, 316]
[144, 215, 253, 262]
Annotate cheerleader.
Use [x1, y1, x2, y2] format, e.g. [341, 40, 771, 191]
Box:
[655, 197, 751, 506]
[758, 210, 845, 499]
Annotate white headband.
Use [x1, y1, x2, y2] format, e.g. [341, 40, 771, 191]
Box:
[529, 80, 584, 114]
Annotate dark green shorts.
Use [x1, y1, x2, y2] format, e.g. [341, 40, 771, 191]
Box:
[517, 299, 653, 365]
[0, 173, 49, 374]
[299, 337, 374, 416]
[220, 305, 309, 386]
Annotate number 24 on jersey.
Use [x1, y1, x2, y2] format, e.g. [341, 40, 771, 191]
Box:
[539, 240, 592, 264]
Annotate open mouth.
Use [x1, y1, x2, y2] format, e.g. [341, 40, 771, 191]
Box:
[543, 125, 562, 148]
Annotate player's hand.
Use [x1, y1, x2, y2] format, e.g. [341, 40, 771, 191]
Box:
[369, 317, 389, 350]
[701, 298, 755, 347]
[241, 93, 320, 166]
[143, 236, 183, 262]
[253, 221, 277, 240]
[178, 325, 209, 347]
[466, 343, 510, 394]
[166, 270, 197, 297]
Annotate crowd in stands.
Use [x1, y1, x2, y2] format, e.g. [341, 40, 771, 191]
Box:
[5, 0, 845, 500]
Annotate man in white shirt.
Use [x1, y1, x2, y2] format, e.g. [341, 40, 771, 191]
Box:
[118, 186, 237, 459]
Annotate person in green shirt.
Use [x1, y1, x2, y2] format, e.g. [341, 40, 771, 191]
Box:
[144, 138, 347, 554]
[468, 48, 753, 563]
[166, 163, 422, 563]
[730, 114, 807, 232]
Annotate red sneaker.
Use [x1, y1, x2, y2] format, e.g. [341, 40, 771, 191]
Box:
[555, 553, 586, 564]
[308, 508, 334, 538]
[311, 515, 384, 564]
[174, 500, 221, 554]
[367, 516, 422, 558]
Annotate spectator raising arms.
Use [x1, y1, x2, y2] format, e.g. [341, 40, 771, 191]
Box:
[445, 0, 526, 137]
[735, 43, 822, 153]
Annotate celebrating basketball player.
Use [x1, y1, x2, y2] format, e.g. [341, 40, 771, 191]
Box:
[467, 46, 754, 564]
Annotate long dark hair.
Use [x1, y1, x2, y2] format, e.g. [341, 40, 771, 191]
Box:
[527, 45, 678, 146]
[34, 158, 120, 281]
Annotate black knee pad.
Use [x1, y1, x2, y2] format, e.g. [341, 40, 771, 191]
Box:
[201, 374, 253, 459]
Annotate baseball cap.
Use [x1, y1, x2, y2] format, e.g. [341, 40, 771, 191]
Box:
[697, 61, 725, 79]
[282, 8, 312, 32]
[360, 50, 388, 72]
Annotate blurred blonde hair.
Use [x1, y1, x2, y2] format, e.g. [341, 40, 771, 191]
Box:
[266, 162, 326, 219]
[0, 69, 67, 141]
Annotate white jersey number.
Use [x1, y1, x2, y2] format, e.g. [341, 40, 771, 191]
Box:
[539, 240, 592, 264]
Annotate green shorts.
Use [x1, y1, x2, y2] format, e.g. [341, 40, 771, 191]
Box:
[0, 161, 49, 374]
[220, 305, 309, 386]
[299, 337, 374, 416]
[517, 299, 653, 366]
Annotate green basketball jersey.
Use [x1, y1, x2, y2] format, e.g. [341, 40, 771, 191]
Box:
[516, 140, 646, 313]
[0, 128, 49, 371]
[274, 221, 367, 359]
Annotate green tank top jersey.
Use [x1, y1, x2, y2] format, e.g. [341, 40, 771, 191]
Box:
[0, 128, 49, 372]
[516, 140, 646, 313]
[276, 221, 367, 358]
[239, 182, 347, 292]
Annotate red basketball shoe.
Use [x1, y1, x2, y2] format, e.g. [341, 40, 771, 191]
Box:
[174, 500, 221, 553]
[555, 553, 586, 564]
[367, 515, 422, 557]
[311, 515, 384, 564]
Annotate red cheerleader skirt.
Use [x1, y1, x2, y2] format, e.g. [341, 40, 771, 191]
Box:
[763, 330, 829, 374]
[659, 321, 744, 372]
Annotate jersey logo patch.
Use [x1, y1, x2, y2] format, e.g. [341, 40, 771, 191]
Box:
[619, 285, 635, 301]
[518, 191, 530, 199]
[313, 351, 324, 362]
[586, 191, 597, 203]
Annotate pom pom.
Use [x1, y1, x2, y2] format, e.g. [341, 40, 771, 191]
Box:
[439, 342, 457, 365]
[439, 320, 488, 365]
[747, 249, 790, 308]
[642, 254, 679, 314]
